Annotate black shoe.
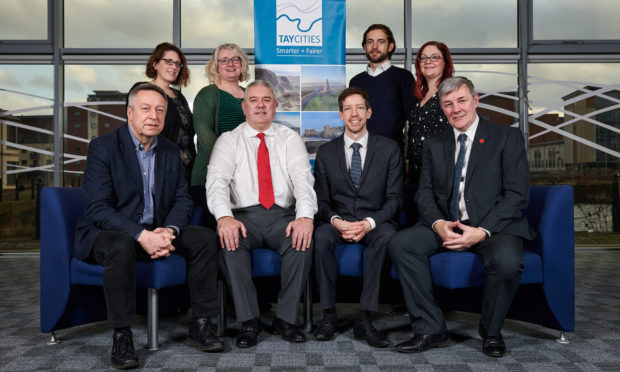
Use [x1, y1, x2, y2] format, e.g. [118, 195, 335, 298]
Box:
[188, 318, 225, 352]
[394, 332, 450, 353]
[479, 322, 506, 357]
[271, 317, 306, 343]
[111, 328, 139, 370]
[353, 317, 390, 348]
[313, 313, 338, 341]
[236, 318, 263, 348]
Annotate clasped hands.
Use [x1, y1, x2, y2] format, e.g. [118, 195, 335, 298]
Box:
[332, 218, 371, 243]
[434, 220, 487, 251]
[217, 216, 313, 252]
[137, 227, 176, 259]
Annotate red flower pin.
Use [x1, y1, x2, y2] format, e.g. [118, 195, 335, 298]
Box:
[479, 139, 485, 144]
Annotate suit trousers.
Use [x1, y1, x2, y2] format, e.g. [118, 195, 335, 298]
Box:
[90, 225, 219, 328]
[389, 223, 523, 336]
[221, 205, 313, 325]
[314, 222, 396, 312]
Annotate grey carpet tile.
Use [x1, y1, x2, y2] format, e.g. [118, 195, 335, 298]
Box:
[1, 250, 620, 371]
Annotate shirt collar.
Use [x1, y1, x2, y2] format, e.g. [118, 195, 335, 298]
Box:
[366, 60, 392, 76]
[243, 121, 276, 138]
[344, 130, 369, 149]
[128, 124, 157, 151]
[453, 115, 479, 143]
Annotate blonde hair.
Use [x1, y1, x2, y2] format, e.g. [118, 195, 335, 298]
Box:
[205, 43, 250, 84]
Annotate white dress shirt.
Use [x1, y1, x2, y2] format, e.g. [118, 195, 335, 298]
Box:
[366, 60, 392, 77]
[206, 122, 317, 221]
[330, 131, 376, 229]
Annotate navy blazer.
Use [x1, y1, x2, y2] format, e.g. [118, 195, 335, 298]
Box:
[74, 124, 193, 260]
[415, 119, 536, 240]
[314, 132, 404, 227]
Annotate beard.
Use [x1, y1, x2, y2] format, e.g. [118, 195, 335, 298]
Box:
[366, 49, 389, 64]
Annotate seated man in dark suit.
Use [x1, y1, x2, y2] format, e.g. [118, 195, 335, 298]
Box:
[389, 76, 535, 357]
[75, 83, 224, 370]
[313, 86, 404, 347]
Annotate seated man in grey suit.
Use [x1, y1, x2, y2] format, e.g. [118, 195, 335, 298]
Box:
[313, 86, 404, 347]
[75, 83, 224, 370]
[206, 80, 317, 348]
[390, 76, 535, 357]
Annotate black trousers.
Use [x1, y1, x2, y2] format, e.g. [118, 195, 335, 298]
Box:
[90, 225, 219, 328]
[314, 222, 396, 312]
[389, 223, 523, 336]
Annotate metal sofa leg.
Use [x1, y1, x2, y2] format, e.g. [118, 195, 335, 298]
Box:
[147, 288, 159, 351]
[555, 331, 570, 344]
[303, 277, 313, 331]
[217, 278, 226, 337]
[47, 332, 60, 345]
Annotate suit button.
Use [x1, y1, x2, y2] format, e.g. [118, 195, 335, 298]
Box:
[137, 213, 143, 219]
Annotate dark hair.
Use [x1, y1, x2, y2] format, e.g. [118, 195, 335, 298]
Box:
[413, 41, 454, 99]
[362, 24, 396, 59]
[145, 42, 190, 87]
[127, 83, 168, 107]
[338, 86, 371, 111]
[438, 76, 477, 100]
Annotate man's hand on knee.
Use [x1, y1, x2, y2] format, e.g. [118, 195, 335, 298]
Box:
[138, 229, 174, 259]
[286, 217, 313, 251]
[217, 216, 247, 251]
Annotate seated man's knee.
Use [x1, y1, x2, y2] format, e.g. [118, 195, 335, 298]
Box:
[103, 231, 136, 263]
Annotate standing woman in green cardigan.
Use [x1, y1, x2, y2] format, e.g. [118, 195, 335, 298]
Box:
[191, 43, 250, 187]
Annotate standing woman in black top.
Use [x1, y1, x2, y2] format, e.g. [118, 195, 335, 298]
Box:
[404, 41, 454, 225]
[131, 42, 196, 183]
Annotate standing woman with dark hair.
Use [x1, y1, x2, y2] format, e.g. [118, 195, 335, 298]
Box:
[404, 41, 454, 224]
[130, 42, 195, 183]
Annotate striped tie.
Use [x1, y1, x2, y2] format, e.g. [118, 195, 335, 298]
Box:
[350, 142, 362, 189]
[450, 134, 467, 221]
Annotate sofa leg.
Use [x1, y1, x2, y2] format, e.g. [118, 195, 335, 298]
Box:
[147, 288, 159, 351]
[303, 278, 313, 332]
[555, 331, 570, 344]
[47, 332, 60, 345]
[217, 278, 226, 337]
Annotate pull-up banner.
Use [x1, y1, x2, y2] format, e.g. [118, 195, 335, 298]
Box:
[254, 0, 345, 65]
[254, 0, 346, 157]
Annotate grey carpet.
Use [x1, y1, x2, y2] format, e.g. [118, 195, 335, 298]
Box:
[1, 250, 619, 371]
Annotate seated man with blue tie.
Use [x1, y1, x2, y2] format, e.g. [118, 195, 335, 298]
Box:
[206, 80, 317, 348]
[313, 86, 404, 347]
[389, 76, 535, 357]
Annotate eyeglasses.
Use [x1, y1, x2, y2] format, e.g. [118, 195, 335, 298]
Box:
[417, 55, 444, 63]
[160, 58, 183, 68]
[217, 57, 242, 65]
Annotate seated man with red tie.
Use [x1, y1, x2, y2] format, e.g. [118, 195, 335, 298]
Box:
[206, 80, 317, 348]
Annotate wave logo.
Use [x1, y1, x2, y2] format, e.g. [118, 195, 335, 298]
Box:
[276, 0, 322, 46]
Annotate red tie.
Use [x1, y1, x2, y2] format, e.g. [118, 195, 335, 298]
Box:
[257, 133, 274, 209]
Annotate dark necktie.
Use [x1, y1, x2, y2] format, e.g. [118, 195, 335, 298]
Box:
[350, 143, 362, 189]
[257, 133, 274, 209]
[450, 134, 467, 221]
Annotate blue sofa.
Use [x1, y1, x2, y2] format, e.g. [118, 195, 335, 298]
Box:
[335, 185, 575, 338]
[40, 187, 202, 350]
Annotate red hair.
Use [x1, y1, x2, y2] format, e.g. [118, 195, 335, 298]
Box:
[413, 41, 454, 99]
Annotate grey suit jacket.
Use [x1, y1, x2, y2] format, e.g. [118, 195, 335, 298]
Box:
[415, 119, 536, 240]
[314, 132, 404, 227]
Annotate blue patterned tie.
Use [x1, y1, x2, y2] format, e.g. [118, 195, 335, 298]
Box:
[450, 134, 467, 221]
[350, 143, 362, 189]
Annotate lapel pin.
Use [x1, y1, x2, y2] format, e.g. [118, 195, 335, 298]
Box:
[479, 139, 485, 144]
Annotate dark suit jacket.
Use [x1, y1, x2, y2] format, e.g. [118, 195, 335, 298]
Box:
[74, 124, 194, 260]
[415, 119, 536, 240]
[314, 132, 404, 226]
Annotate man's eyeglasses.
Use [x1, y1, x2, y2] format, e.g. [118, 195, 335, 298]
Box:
[217, 57, 242, 65]
[417, 55, 444, 63]
[160, 58, 183, 68]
